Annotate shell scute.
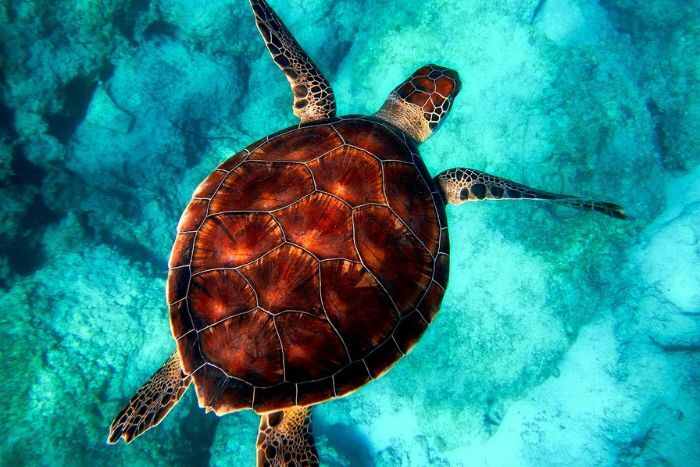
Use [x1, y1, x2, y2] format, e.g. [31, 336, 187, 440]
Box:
[199, 310, 283, 386]
[384, 161, 440, 256]
[434, 253, 449, 290]
[239, 244, 321, 315]
[169, 232, 195, 268]
[276, 312, 349, 382]
[334, 361, 371, 397]
[364, 338, 403, 379]
[192, 364, 229, 408]
[167, 267, 190, 305]
[214, 377, 254, 414]
[393, 311, 428, 354]
[274, 192, 357, 260]
[321, 261, 398, 360]
[297, 377, 334, 406]
[353, 205, 433, 313]
[194, 170, 228, 199]
[210, 161, 314, 213]
[333, 119, 412, 162]
[253, 383, 297, 413]
[439, 228, 450, 255]
[176, 330, 205, 374]
[307, 146, 385, 206]
[417, 281, 445, 323]
[177, 198, 208, 232]
[250, 124, 342, 162]
[191, 213, 284, 273]
[188, 270, 256, 330]
[169, 299, 192, 339]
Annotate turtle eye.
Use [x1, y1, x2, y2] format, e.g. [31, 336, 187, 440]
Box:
[459, 187, 469, 201]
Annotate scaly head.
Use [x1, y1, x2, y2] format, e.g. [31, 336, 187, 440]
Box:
[375, 64, 461, 143]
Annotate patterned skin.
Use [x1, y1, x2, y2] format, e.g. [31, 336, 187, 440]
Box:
[376, 65, 462, 142]
[436, 168, 626, 219]
[257, 407, 318, 466]
[249, 0, 335, 123]
[107, 352, 191, 443]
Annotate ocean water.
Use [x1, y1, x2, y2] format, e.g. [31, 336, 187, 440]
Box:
[0, 0, 698, 465]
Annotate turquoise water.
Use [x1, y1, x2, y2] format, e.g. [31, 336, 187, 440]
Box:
[1, 0, 698, 465]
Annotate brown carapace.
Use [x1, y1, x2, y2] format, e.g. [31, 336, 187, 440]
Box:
[168, 116, 449, 415]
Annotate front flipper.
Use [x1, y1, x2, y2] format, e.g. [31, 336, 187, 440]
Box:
[436, 168, 626, 219]
[249, 0, 336, 123]
[108, 351, 191, 444]
[257, 407, 319, 467]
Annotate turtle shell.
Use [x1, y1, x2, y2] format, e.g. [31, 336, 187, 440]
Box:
[166, 116, 449, 415]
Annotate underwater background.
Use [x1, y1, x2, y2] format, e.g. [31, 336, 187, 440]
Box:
[1, 0, 698, 465]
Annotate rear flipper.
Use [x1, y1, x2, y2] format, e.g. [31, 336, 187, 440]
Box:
[435, 168, 627, 219]
[108, 351, 191, 444]
[257, 406, 319, 467]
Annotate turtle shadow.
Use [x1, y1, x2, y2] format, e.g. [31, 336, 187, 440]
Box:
[315, 417, 375, 467]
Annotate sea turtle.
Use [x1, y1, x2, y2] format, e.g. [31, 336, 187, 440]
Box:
[108, 1, 626, 465]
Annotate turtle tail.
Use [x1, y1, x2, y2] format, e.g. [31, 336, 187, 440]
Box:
[108, 350, 192, 444]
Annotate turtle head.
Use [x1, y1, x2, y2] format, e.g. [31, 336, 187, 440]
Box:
[375, 64, 461, 143]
